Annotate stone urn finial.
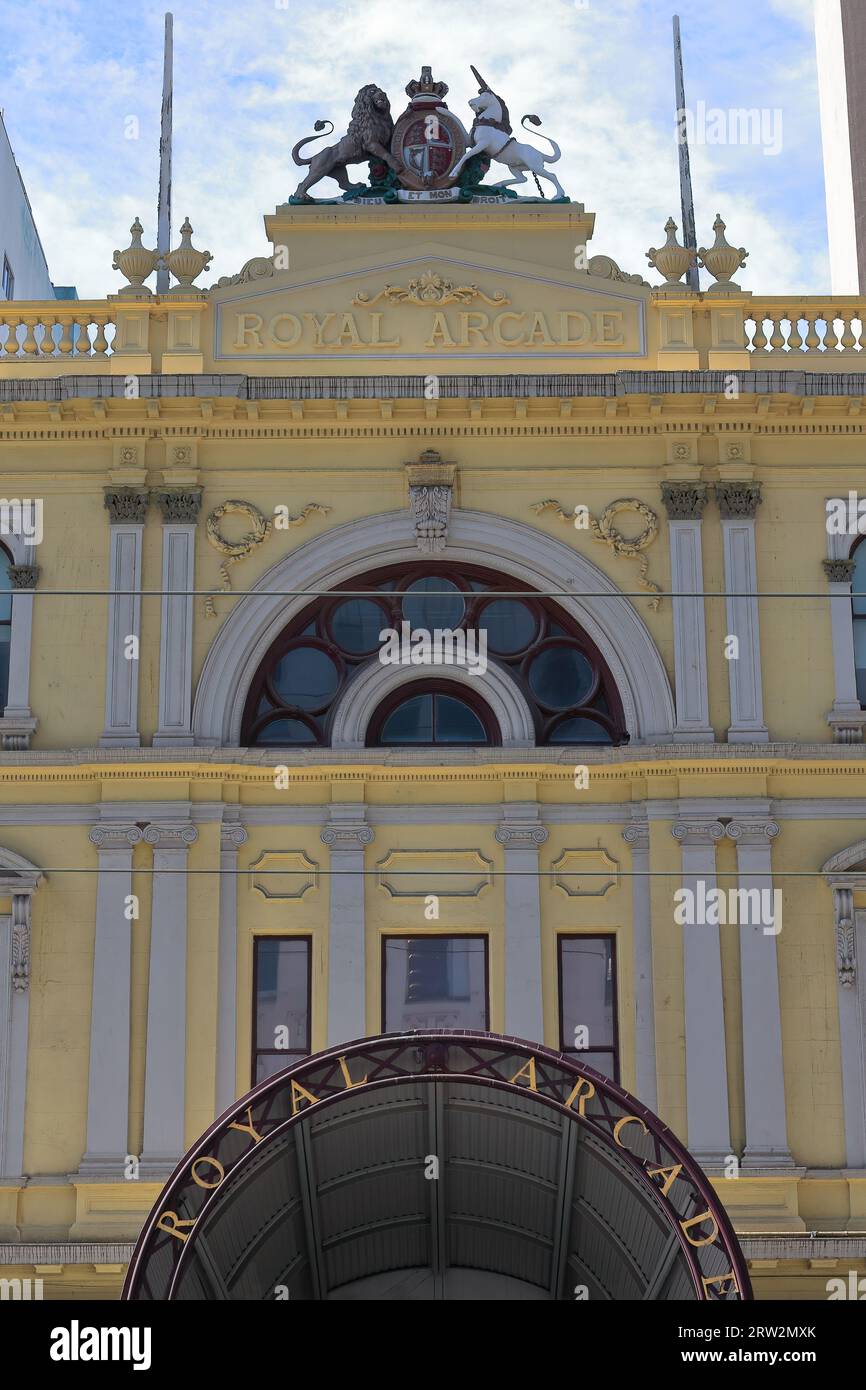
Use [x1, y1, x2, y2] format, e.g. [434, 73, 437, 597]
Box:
[112, 217, 160, 296]
[646, 217, 697, 290]
[163, 217, 213, 293]
[698, 214, 749, 293]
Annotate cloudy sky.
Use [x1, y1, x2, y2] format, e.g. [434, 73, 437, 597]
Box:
[0, 0, 824, 298]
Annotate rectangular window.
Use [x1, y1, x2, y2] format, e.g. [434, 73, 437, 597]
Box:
[1, 257, 13, 301]
[252, 936, 311, 1086]
[558, 935, 618, 1081]
[383, 935, 488, 1032]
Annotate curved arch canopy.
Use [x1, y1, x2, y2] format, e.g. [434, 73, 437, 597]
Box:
[123, 1033, 750, 1302]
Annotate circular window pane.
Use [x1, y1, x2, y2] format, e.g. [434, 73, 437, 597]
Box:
[380, 693, 433, 744]
[549, 716, 611, 744]
[528, 647, 594, 709]
[330, 598, 387, 654]
[402, 577, 465, 630]
[435, 694, 487, 743]
[480, 598, 537, 653]
[256, 717, 317, 745]
[271, 646, 339, 710]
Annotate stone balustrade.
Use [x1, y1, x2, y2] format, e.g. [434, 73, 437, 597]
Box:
[0, 303, 116, 359]
[0, 291, 865, 374]
[745, 298, 865, 356]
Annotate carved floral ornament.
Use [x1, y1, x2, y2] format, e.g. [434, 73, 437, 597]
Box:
[822, 839, 866, 987]
[530, 497, 662, 608]
[405, 448, 457, 552]
[353, 270, 510, 308]
[204, 499, 330, 617]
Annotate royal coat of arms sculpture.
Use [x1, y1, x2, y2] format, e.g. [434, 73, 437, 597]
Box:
[289, 66, 568, 204]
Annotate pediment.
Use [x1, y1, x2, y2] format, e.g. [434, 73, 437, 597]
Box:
[209, 240, 648, 364]
[822, 839, 866, 878]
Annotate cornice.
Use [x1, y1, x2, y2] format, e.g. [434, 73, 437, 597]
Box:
[4, 745, 866, 788]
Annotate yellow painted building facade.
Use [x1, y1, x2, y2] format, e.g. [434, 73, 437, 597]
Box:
[1, 196, 866, 1299]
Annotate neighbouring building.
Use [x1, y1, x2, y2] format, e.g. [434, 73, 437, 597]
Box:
[0, 112, 76, 305]
[0, 66, 865, 1302]
[816, 0, 866, 294]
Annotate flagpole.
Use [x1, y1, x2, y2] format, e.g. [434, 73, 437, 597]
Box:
[156, 12, 173, 295]
[673, 14, 700, 291]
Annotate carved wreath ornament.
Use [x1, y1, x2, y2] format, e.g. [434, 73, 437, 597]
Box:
[205, 499, 330, 616]
[530, 498, 662, 609]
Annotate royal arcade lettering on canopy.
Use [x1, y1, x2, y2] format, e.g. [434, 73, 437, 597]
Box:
[123, 1036, 748, 1302]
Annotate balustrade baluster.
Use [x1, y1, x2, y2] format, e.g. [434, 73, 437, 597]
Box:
[93, 317, 110, 355]
[56, 317, 74, 355]
[20, 317, 39, 355]
[39, 317, 57, 356]
[75, 319, 92, 356]
[769, 315, 786, 352]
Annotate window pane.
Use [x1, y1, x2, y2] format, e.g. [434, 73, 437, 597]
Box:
[402, 576, 464, 630]
[529, 647, 594, 708]
[255, 938, 309, 1052]
[852, 548, 866, 615]
[0, 627, 9, 708]
[380, 693, 433, 743]
[384, 937, 487, 1031]
[255, 1052, 300, 1084]
[560, 937, 615, 1053]
[435, 694, 485, 743]
[480, 598, 537, 653]
[549, 716, 611, 744]
[330, 598, 387, 653]
[578, 1051, 616, 1080]
[271, 646, 338, 709]
[256, 717, 316, 744]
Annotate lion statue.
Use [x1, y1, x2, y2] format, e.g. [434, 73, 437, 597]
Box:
[291, 85, 402, 201]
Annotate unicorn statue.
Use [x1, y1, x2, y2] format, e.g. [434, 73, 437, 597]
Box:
[450, 66, 566, 200]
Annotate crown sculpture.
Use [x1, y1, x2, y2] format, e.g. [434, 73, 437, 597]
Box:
[289, 65, 568, 204]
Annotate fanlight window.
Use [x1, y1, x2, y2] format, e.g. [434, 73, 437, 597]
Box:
[0, 544, 12, 712]
[852, 539, 866, 706]
[241, 562, 627, 747]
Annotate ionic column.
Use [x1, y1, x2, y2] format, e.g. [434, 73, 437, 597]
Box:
[623, 820, 657, 1109]
[660, 483, 713, 742]
[216, 813, 247, 1114]
[101, 488, 148, 747]
[141, 821, 198, 1174]
[830, 886, 866, 1167]
[79, 823, 141, 1175]
[725, 818, 793, 1169]
[822, 558, 866, 742]
[495, 804, 548, 1043]
[321, 807, 373, 1047]
[672, 819, 732, 1165]
[0, 884, 41, 1188]
[2, 562, 39, 749]
[153, 489, 201, 746]
[715, 481, 769, 742]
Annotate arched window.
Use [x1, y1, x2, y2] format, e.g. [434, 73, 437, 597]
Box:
[241, 562, 627, 748]
[0, 545, 12, 712]
[852, 539, 866, 706]
[368, 683, 499, 747]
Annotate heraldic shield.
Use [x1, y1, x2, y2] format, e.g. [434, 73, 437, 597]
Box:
[391, 67, 467, 190]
